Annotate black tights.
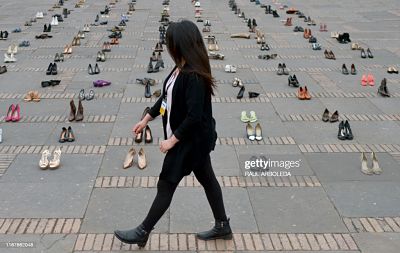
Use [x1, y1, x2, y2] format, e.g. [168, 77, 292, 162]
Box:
[141, 156, 227, 232]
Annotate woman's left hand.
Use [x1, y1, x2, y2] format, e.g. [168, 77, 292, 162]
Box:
[160, 136, 179, 153]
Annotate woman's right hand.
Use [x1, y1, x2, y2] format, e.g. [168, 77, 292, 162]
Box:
[132, 120, 147, 135]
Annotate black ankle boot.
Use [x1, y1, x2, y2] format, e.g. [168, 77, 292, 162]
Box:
[196, 219, 233, 241]
[114, 224, 150, 248]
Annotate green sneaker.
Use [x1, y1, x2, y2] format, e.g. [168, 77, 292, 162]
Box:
[249, 111, 257, 122]
[240, 111, 250, 123]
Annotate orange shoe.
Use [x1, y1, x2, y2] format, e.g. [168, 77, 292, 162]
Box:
[304, 86, 311, 100]
[297, 87, 306, 100]
[303, 29, 309, 39]
[367, 74, 374, 86]
[361, 75, 368, 86]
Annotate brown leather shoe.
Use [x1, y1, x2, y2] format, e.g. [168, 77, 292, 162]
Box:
[75, 99, 84, 121]
[69, 99, 76, 121]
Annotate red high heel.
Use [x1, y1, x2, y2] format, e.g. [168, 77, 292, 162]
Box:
[5, 104, 15, 122]
[11, 104, 21, 122]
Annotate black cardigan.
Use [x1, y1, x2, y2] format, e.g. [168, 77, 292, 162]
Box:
[148, 66, 217, 182]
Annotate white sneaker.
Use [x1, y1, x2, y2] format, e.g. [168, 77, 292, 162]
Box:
[225, 65, 237, 73]
[36, 12, 44, 19]
[4, 53, 16, 63]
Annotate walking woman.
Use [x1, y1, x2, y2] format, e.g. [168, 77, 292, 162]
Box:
[114, 20, 232, 247]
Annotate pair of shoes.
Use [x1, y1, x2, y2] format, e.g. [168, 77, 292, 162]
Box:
[5, 104, 21, 122]
[35, 11, 44, 18]
[377, 78, 390, 97]
[246, 123, 262, 141]
[78, 89, 95, 101]
[361, 152, 382, 175]
[351, 43, 362, 50]
[277, 63, 289, 75]
[147, 58, 164, 73]
[232, 78, 243, 87]
[361, 74, 374, 86]
[336, 33, 351, 43]
[43, 24, 52, 32]
[303, 28, 311, 39]
[136, 78, 156, 86]
[51, 16, 59, 26]
[35, 33, 53, 39]
[88, 63, 100, 75]
[93, 80, 111, 87]
[110, 38, 119, 45]
[225, 65, 237, 73]
[54, 53, 64, 62]
[319, 23, 328, 31]
[288, 75, 299, 87]
[109, 31, 122, 39]
[241, 111, 257, 123]
[202, 26, 211, 32]
[154, 42, 163, 52]
[0, 65, 7, 74]
[342, 64, 356, 75]
[69, 99, 84, 121]
[209, 52, 225, 60]
[337, 120, 353, 140]
[324, 50, 336, 60]
[96, 51, 106, 62]
[63, 45, 72, 54]
[208, 41, 219, 51]
[260, 43, 270, 51]
[59, 126, 75, 143]
[71, 36, 81, 46]
[387, 66, 398, 74]
[308, 36, 317, 43]
[7, 44, 18, 54]
[41, 80, 60, 87]
[12, 28, 21, 33]
[46, 62, 58, 75]
[77, 31, 85, 39]
[312, 43, 321, 50]
[150, 51, 163, 62]
[361, 48, 373, 58]
[258, 54, 277, 60]
[293, 26, 304, 32]
[19, 41, 30, 47]
[4, 53, 16, 63]
[322, 109, 339, 122]
[83, 24, 90, 32]
[135, 124, 153, 144]
[24, 91, 41, 102]
[284, 17, 292, 26]
[39, 148, 61, 170]
[297, 86, 311, 100]
[102, 42, 112, 52]
[123, 147, 147, 169]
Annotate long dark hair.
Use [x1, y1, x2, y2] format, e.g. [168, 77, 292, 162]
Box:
[166, 19, 216, 95]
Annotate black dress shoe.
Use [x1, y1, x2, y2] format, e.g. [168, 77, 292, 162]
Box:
[144, 83, 151, 98]
[350, 64, 357, 75]
[114, 224, 150, 248]
[51, 63, 58, 75]
[237, 86, 245, 99]
[337, 121, 347, 140]
[147, 59, 153, 73]
[196, 219, 233, 241]
[248, 91, 259, 98]
[342, 64, 349, 75]
[378, 78, 390, 97]
[46, 63, 53, 75]
[367, 48, 373, 58]
[94, 63, 100, 74]
[344, 120, 353, 140]
[361, 49, 366, 58]
[88, 64, 94, 75]
[322, 108, 329, 122]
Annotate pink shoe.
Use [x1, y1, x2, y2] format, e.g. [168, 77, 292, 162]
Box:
[5, 104, 15, 122]
[367, 74, 375, 86]
[323, 24, 328, 31]
[361, 75, 367, 86]
[11, 104, 21, 122]
[319, 24, 324, 32]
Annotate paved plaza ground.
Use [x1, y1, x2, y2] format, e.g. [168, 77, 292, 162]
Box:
[0, 0, 400, 252]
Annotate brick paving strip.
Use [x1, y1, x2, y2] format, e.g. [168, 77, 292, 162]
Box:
[0, 115, 117, 123]
[343, 217, 400, 233]
[298, 144, 400, 153]
[122, 96, 271, 103]
[72, 233, 359, 251]
[0, 145, 106, 155]
[0, 154, 16, 178]
[0, 218, 81, 234]
[94, 175, 321, 188]
[279, 113, 400, 122]
[0, 92, 124, 99]
[108, 136, 296, 146]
